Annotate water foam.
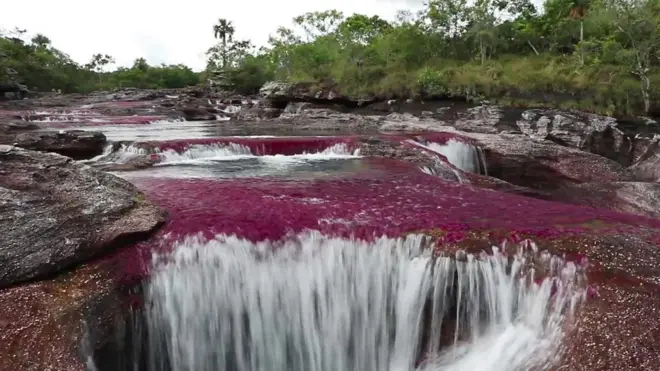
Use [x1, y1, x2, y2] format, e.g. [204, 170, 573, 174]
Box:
[157, 143, 361, 166]
[145, 232, 585, 371]
[90, 144, 149, 164]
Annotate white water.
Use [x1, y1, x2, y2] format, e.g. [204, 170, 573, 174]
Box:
[413, 140, 487, 175]
[156, 143, 362, 165]
[88, 143, 149, 164]
[145, 232, 585, 371]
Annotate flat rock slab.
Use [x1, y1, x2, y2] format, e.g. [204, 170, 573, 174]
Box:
[0, 145, 166, 288]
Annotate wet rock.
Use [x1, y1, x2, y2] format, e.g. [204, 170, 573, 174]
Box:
[549, 182, 660, 219]
[10, 130, 107, 160]
[0, 121, 39, 132]
[628, 138, 660, 182]
[178, 106, 216, 121]
[93, 154, 161, 172]
[473, 133, 627, 190]
[516, 109, 639, 165]
[235, 106, 282, 121]
[357, 137, 461, 183]
[0, 146, 166, 288]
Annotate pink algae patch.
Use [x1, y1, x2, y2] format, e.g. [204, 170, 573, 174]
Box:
[149, 136, 360, 155]
[111, 162, 660, 283]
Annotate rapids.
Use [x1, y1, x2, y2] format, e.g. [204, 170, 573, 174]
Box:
[32, 109, 591, 371]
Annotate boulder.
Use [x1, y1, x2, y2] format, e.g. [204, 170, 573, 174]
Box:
[473, 133, 627, 189]
[178, 106, 216, 121]
[0, 146, 166, 288]
[9, 130, 107, 160]
[259, 80, 362, 108]
[628, 138, 660, 182]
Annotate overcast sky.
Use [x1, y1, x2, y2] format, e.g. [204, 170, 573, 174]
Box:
[1, 0, 427, 71]
[1, 0, 543, 72]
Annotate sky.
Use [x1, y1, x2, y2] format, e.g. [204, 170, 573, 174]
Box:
[0, 0, 427, 71]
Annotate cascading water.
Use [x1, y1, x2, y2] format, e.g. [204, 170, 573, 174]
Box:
[142, 232, 586, 371]
[156, 143, 361, 165]
[413, 139, 488, 175]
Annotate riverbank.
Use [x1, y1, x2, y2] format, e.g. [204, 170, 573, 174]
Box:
[274, 55, 660, 118]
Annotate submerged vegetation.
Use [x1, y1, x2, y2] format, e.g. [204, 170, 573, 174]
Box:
[2, 0, 659, 116]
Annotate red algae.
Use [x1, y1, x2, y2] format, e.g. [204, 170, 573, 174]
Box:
[110, 163, 660, 283]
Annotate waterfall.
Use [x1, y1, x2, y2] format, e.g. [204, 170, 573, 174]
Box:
[156, 143, 361, 165]
[412, 139, 488, 175]
[143, 232, 585, 371]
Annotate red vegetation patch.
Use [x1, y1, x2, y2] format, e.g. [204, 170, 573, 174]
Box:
[110, 160, 660, 284]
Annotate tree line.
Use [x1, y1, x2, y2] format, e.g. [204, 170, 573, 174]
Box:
[0, 28, 199, 93]
[213, 0, 659, 116]
[2, 0, 658, 116]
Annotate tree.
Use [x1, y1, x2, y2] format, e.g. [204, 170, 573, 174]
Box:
[31, 34, 51, 49]
[212, 19, 235, 69]
[293, 10, 345, 41]
[336, 14, 392, 45]
[605, 0, 659, 114]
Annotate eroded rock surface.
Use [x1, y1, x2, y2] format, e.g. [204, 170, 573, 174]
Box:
[0, 146, 166, 288]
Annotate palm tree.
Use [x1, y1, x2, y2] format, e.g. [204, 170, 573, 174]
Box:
[569, 0, 589, 43]
[213, 19, 235, 68]
[568, 0, 590, 64]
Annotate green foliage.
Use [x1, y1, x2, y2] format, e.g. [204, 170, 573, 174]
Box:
[217, 0, 659, 116]
[0, 28, 200, 94]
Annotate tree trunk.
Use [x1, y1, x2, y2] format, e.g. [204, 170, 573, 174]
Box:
[580, 20, 584, 43]
[527, 41, 540, 55]
[640, 72, 651, 115]
[578, 20, 584, 66]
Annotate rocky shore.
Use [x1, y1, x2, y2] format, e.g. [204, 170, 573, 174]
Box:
[1, 82, 659, 370]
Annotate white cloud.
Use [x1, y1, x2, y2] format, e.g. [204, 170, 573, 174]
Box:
[1, 0, 423, 71]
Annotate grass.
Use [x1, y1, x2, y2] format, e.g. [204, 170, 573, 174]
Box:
[287, 54, 659, 117]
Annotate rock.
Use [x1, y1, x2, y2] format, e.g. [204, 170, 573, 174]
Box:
[357, 137, 462, 183]
[0, 261, 122, 371]
[628, 138, 660, 182]
[0, 121, 39, 132]
[452, 105, 505, 134]
[259, 80, 362, 108]
[473, 133, 627, 190]
[516, 109, 640, 165]
[178, 106, 216, 121]
[549, 182, 660, 219]
[235, 106, 282, 121]
[93, 154, 162, 172]
[9, 130, 107, 160]
[0, 83, 29, 100]
[0, 146, 166, 288]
